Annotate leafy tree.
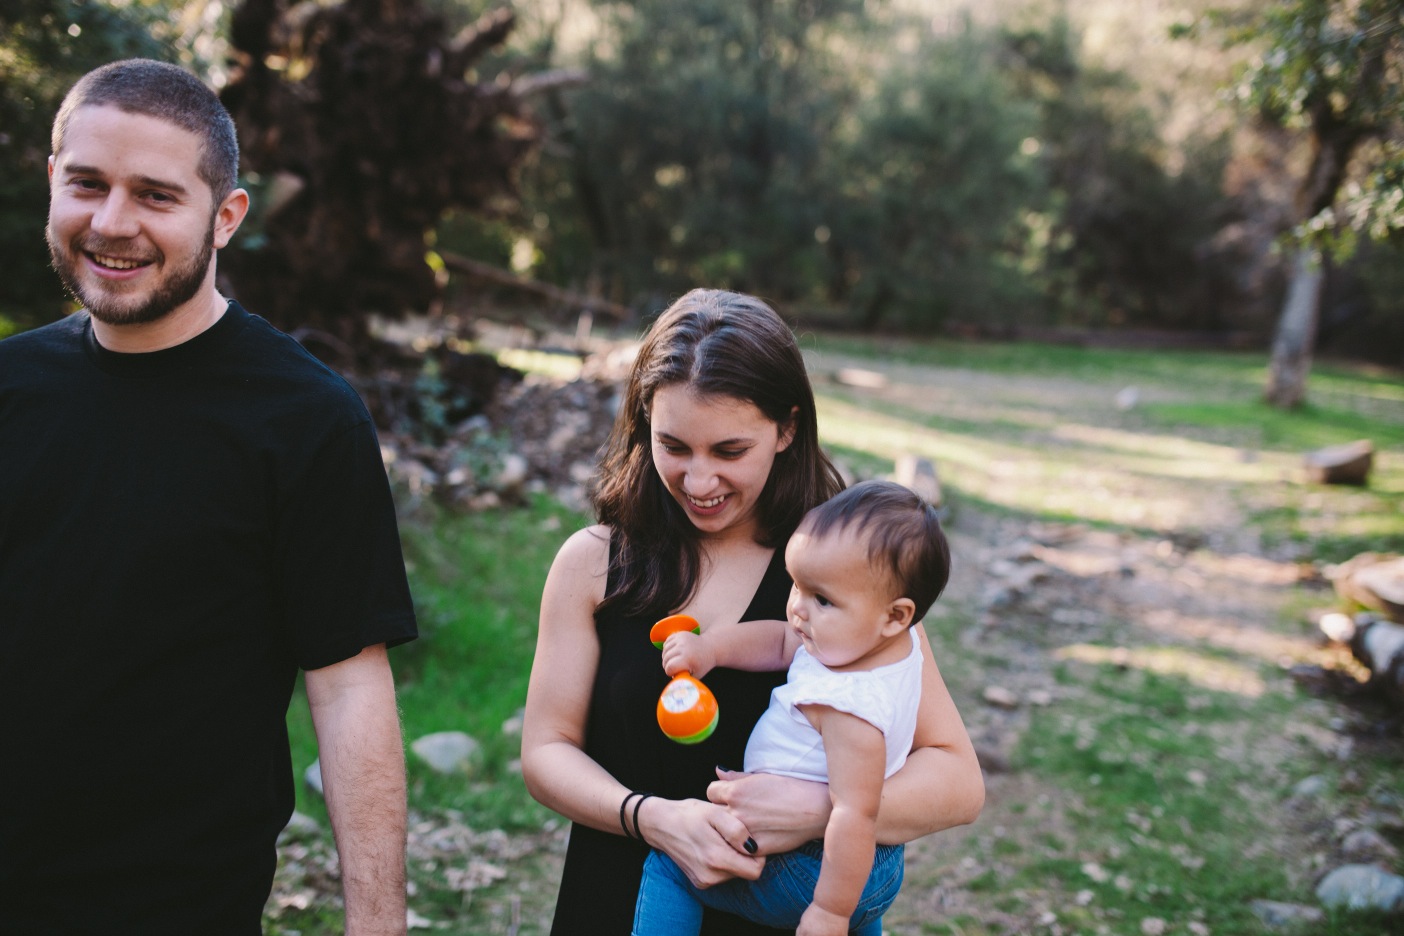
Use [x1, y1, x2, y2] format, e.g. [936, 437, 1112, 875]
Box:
[1198, 0, 1404, 406]
[523, 0, 872, 308]
[820, 18, 1044, 330]
[1002, 14, 1233, 331]
[0, 0, 175, 333]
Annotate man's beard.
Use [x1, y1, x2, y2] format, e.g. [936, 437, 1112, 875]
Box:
[47, 223, 215, 328]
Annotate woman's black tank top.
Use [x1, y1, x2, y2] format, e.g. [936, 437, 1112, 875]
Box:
[548, 543, 794, 935]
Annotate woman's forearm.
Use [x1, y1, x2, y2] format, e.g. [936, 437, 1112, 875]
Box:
[874, 744, 984, 846]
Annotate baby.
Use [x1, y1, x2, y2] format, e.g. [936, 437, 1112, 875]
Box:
[634, 479, 952, 936]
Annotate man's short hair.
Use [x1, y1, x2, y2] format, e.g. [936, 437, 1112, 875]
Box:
[801, 479, 952, 623]
[52, 58, 240, 202]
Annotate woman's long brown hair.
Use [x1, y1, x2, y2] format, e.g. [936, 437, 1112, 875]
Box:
[592, 289, 844, 624]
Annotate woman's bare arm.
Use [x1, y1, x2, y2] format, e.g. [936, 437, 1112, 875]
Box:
[520, 525, 763, 887]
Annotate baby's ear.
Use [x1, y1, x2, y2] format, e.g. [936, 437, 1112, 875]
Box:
[882, 598, 916, 636]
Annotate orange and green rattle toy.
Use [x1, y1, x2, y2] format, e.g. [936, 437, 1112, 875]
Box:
[650, 614, 719, 744]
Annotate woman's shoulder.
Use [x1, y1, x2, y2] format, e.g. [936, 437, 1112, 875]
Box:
[549, 523, 612, 580]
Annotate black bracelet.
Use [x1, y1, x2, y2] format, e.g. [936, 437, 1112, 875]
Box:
[619, 791, 641, 839]
[631, 793, 655, 847]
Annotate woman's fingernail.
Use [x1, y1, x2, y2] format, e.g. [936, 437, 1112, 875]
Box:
[715, 765, 732, 773]
[744, 837, 758, 854]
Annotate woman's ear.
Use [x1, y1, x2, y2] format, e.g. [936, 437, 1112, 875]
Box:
[776, 405, 800, 453]
[882, 598, 916, 637]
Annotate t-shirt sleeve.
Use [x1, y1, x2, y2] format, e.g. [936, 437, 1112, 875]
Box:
[274, 415, 418, 670]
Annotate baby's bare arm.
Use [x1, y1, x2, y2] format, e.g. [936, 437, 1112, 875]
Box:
[662, 619, 797, 678]
[796, 705, 886, 936]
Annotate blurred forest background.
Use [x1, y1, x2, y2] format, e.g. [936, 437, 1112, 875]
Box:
[2, 0, 1402, 401]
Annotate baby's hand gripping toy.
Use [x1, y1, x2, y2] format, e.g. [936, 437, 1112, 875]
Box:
[649, 614, 719, 744]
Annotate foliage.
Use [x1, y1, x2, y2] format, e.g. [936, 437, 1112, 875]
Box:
[1001, 14, 1235, 330]
[522, 0, 872, 308]
[818, 17, 1045, 331]
[1229, 0, 1404, 242]
[0, 0, 177, 329]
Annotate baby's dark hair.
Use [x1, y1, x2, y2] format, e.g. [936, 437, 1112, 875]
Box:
[800, 479, 951, 623]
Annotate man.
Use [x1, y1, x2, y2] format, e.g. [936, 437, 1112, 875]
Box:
[0, 59, 417, 934]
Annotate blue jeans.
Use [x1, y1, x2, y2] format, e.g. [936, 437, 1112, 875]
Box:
[632, 839, 904, 936]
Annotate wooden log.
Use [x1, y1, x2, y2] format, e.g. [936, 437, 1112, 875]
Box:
[1350, 618, 1404, 706]
[1303, 439, 1374, 485]
[1333, 553, 1404, 622]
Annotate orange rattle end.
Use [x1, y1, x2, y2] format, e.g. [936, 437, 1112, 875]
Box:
[649, 614, 718, 743]
[650, 613, 700, 649]
[657, 673, 719, 744]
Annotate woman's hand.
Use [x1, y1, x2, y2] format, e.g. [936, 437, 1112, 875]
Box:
[636, 795, 764, 889]
[707, 768, 831, 855]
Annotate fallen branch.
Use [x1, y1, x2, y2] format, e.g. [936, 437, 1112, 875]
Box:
[439, 251, 629, 321]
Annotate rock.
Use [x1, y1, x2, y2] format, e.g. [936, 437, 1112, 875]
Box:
[1139, 918, 1166, 936]
[1341, 827, 1400, 863]
[982, 686, 1020, 709]
[1303, 439, 1373, 485]
[1249, 899, 1325, 928]
[1315, 863, 1404, 912]
[494, 452, 530, 494]
[278, 811, 322, 844]
[972, 744, 1010, 773]
[891, 454, 942, 507]
[1115, 386, 1139, 410]
[501, 708, 525, 736]
[304, 758, 324, 796]
[410, 731, 480, 775]
[1292, 774, 1330, 798]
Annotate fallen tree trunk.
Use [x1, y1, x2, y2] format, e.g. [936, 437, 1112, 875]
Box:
[440, 252, 629, 322]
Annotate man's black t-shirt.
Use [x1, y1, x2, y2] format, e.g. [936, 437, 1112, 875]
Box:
[0, 302, 417, 934]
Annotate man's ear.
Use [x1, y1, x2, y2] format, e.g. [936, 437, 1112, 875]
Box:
[212, 187, 250, 250]
[881, 598, 916, 637]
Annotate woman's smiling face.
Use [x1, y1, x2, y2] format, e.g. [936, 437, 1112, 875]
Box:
[649, 385, 794, 540]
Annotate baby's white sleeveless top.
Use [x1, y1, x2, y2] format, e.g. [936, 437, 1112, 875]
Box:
[742, 627, 923, 782]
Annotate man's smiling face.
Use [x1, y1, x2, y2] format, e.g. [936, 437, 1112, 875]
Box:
[46, 104, 219, 328]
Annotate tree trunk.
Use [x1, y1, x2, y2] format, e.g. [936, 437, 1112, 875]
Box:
[1264, 245, 1324, 408]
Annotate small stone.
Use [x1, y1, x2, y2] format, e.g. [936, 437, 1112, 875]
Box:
[1291, 774, 1329, 798]
[1341, 827, 1399, 863]
[277, 811, 321, 845]
[1140, 918, 1166, 936]
[501, 707, 525, 736]
[304, 758, 324, 796]
[1250, 899, 1325, 928]
[982, 686, 1020, 709]
[1115, 386, 1139, 410]
[1027, 689, 1054, 706]
[1316, 863, 1404, 911]
[410, 731, 480, 775]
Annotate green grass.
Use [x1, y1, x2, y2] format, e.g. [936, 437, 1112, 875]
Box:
[997, 657, 1402, 935]
[286, 495, 584, 829]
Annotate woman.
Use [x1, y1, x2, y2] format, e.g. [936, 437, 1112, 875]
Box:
[522, 289, 983, 935]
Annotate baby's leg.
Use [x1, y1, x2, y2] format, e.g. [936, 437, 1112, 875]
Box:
[633, 850, 705, 936]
